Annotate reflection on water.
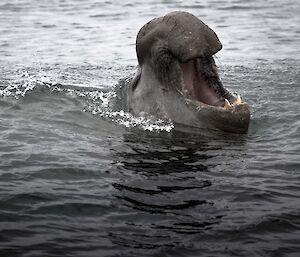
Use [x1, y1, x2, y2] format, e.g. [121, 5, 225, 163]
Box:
[105, 131, 252, 254]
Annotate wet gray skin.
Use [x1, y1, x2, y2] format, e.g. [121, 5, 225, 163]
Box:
[128, 11, 250, 134]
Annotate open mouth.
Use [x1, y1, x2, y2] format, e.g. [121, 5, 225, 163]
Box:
[180, 57, 242, 109]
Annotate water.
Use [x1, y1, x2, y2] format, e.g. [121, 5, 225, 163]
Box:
[0, 0, 299, 256]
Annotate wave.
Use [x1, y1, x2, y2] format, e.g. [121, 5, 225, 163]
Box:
[0, 68, 174, 133]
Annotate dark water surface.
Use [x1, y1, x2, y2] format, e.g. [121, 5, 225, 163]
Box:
[0, 0, 300, 256]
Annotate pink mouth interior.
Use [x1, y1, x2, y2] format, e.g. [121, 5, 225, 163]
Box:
[181, 59, 224, 107]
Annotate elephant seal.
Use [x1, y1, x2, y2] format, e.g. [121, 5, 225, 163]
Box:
[128, 11, 250, 134]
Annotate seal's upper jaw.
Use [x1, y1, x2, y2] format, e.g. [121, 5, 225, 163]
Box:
[163, 11, 222, 62]
[136, 11, 245, 110]
[136, 11, 222, 65]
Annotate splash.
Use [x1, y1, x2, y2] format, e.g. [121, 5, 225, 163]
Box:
[0, 70, 51, 98]
[83, 90, 174, 132]
[0, 69, 174, 132]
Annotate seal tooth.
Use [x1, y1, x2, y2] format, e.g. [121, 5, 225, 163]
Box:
[224, 99, 231, 109]
[235, 94, 242, 105]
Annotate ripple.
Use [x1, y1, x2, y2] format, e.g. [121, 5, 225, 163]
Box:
[28, 202, 112, 216]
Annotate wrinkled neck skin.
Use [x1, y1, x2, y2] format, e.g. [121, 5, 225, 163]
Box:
[128, 61, 205, 128]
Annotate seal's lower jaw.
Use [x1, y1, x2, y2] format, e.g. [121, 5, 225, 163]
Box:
[180, 57, 251, 134]
[186, 99, 251, 134]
